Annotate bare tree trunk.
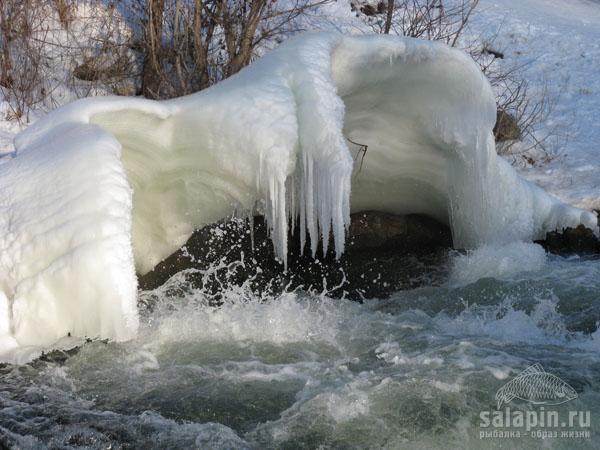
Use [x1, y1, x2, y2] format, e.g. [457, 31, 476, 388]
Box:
[142, 0, 165, 98]
[140, 0, 327, 98]
[193, 0, 210, 89]
[222, 0, 267, 77]
[384, 0, 395, 34]
[0, 3, 13, 87]
[53, 0, 73, 30]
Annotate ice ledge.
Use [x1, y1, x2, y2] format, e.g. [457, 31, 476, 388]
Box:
[1, 32, 596, 363]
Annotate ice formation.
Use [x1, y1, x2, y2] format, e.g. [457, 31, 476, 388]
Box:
[0, 33, 596, 362]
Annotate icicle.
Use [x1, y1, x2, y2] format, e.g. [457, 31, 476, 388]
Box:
[248, 211, 255, 252]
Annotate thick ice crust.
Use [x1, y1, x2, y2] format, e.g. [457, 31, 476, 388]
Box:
[1, 33, 595, 362]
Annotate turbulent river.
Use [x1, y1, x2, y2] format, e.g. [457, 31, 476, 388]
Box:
[1, 245, 600, 449]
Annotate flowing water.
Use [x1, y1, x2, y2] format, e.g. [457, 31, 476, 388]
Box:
[1, 244, 600, 449]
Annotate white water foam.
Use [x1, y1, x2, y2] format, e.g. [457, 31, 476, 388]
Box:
[449, 242, 547, 286]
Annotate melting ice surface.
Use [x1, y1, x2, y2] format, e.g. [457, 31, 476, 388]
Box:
[0, 32, 597, 361]
[2, 250, 600, 449]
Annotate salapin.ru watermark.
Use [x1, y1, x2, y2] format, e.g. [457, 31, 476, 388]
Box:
[478, 363, 592, 440]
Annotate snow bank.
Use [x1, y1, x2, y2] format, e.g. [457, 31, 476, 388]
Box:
[0, 33, 596, 362]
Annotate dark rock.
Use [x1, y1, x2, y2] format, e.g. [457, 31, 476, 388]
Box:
[537, 224, 600, 255]
[74, 59, 109, 82]
[36, 346, 81, 365]
[482, 47, 504, 59]
[73, 53, 137, 96]
[362, 2, 386, 16]
[138, 212, 453, 300]
[0, 74, 13, 89]
[351, 1, 386, 16]
[349, 211, 451, 251]
[493, 109, 521, 142]
[137, 206, 598, 302]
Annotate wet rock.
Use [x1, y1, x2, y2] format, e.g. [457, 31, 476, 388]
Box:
[36, 346, 82, 365]
[138, 212, 453, 300]
[537, 224, 600, 255]
[349, 211, 451, 251]
[138, 210, 600, 301]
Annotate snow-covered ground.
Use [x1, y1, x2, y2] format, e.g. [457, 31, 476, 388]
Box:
[0, 1, 133, 160]
[471, 0, 600, 210]
[0, 102, 21, 158]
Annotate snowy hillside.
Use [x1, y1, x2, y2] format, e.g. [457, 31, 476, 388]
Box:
[470, 0, 600, 210]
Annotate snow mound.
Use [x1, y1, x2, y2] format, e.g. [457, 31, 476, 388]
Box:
[0, 33, 596, 362]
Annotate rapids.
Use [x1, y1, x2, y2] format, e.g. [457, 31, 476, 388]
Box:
[1, 248, 599, 449]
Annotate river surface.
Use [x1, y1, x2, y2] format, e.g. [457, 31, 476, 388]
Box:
[1, 244, 600, 449]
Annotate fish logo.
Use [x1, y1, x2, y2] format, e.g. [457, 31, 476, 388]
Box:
[495, 364, 577, 409]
